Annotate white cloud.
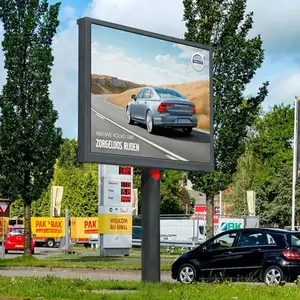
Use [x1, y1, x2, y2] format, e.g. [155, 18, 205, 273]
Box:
[61, 5, 76, 21]
[92, 42, 209, 86]
[85, 0, 186, 38]
[49, 18, 78, 138]
[246, 0, 300, 55]
[0, 22, 5, 94]
[264, 72, 300, 109]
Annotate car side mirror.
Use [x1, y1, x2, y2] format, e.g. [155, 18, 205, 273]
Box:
[201, 245, 207, 251]
[131, 94, 137, 101]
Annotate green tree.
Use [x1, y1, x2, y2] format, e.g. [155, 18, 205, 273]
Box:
[183, 0, 269, 238]
[230, 148, 261, 215]
[160, 170, 185, 214]
[248, 104, 294, 225]
[0, 0, 62, 256]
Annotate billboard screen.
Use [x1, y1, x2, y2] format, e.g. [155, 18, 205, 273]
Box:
[77, 17, 214, 172]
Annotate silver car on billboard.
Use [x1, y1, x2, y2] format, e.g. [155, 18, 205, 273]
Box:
[126, 87, 198, 135]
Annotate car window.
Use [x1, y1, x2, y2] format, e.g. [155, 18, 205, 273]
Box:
[155, 88, 186, 100]
[9, 228, 24, 235]
[206, 232, 237, 250]
[290, 233, 300, 247]
[136, 89, 145, 99]
[266, 233, 277, 245]
[142, 89, 151, 99]
[237, 232, 265, 247]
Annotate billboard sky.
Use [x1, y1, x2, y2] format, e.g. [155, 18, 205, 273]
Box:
[91, 24, 210, 86]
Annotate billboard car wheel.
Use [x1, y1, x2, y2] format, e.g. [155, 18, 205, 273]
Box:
[126, 106, 134, 124]
[146, 110, 156, 134]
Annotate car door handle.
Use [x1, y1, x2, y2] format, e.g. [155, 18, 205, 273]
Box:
[252, 249, 261, 252]
[223, 250, 232, 254]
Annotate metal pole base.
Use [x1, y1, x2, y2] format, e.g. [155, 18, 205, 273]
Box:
[141, 168, 161, 283]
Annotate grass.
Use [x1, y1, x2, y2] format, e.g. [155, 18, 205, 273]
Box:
[0, 276, 300, 300]
[109, 80, 211, 131]
[0, 256, 172, 271]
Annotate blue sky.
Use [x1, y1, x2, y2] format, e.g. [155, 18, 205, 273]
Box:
[0, 0, 299, 139]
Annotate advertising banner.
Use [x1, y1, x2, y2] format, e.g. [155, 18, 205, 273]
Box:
[98, 164, 133, 251]
[50, 186, 64, 217]
[71, 217, 98, 242]
[31, 217, 65, 238]
[77, 17, 213, 172]
[132, 189, 138, 215]
[98, 207, 132, 235]
[0, 217, 9, 242]
[219, 218, 245, 232]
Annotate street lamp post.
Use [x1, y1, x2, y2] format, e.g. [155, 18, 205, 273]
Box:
[292, 97, 300, 231]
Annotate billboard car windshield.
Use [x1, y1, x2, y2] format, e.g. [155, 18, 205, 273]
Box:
[78, 17, 213, 172]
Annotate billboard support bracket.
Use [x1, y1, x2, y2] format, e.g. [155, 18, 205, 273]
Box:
[141, 168, 160, 283]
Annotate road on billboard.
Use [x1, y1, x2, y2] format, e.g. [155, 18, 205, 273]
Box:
[91, 94, 211, 163]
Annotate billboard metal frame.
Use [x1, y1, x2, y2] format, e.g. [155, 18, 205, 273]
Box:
[77, 17, 214, 172]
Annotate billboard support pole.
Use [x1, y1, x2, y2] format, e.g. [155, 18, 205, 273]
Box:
[292, 97, 300, 231]
[141, 168, 160, 283]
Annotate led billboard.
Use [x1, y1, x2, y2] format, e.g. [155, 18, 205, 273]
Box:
[77, 17, 214, 172]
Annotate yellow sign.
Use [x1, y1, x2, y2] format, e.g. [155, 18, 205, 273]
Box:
[0, 217, 9, 242]
[98, 214, 132, 234]
[71, 217, 98, 242]
[31, 217, 65, 238]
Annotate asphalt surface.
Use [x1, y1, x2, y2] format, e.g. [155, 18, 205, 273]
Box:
[91, 95, 211, 163]
[0, 267, 173, 282]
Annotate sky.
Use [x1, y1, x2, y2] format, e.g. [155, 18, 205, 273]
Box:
[0, 0, 299, 139]
[91, 23, 210, 85]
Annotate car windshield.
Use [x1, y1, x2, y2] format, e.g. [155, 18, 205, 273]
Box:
[291, 233, 300, 247]
[10, 228, 24, 235]
[155, 88, 186, 100]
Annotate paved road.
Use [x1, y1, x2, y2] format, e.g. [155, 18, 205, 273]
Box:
[91, 95, 211, 163]
[0, 267, 173, 282]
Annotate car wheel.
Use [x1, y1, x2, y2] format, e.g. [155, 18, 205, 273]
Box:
[146, 110, 156, 134]
[126, 106, 134, 124]
[46, 238, 55, 248]
[182, 127, 193, 135]
[177, 263, 197, 284]
[5, 249, 8, 254]
[264, 265, 284, 286]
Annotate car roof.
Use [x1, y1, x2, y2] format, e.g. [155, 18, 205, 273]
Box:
[219, 228, 291, 234]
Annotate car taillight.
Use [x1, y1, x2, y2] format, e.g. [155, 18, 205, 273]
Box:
[282, 250, 300, 260]
[157, 103, 174, 113]
[189, 104, 196, 114]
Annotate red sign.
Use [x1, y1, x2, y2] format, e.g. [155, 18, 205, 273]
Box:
[0, 199, 12, 216]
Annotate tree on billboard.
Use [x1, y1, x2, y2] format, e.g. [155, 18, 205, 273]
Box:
[183, 0, 269, 237]
[0, 0, 62, 256]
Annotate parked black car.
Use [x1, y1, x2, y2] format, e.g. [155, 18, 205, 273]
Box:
[171, 228, 300, 285]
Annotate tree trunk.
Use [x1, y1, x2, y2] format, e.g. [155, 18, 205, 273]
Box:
[24, 200, 32, 256]
[206, 193, 214, 239]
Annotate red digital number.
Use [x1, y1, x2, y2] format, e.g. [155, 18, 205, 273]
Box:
[121, 188, 131, 196]
[121, 196, 131, 203]
[121, 182, 131, 188]
[119, 166, 132, 175]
